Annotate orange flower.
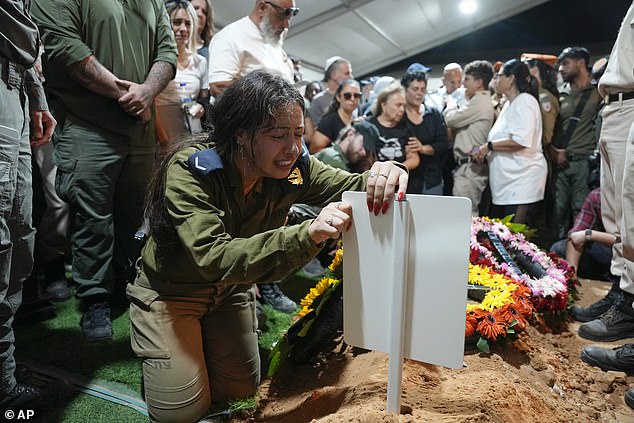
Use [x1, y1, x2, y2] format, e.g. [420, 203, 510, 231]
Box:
[511, 294, 534, 317]
[465, 313, 477, 337]
[513, 284, 532, 298]
[475, 311, 507, 341]
[497, 303, 528, 330]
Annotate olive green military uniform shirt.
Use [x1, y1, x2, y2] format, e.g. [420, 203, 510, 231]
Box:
[315, 143, 351, 172]
[134, 143, 367, 297]
[31, 0, 177, 136]
[555, 83, 602, 156]
[538, 88, 559, 148]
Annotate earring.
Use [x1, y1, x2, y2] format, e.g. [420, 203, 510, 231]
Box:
[237, 143, 245, 160]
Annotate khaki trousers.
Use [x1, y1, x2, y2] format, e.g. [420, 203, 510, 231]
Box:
[599, 99, 634, 293]
[128, 278, 260, 423]
[453, 162, 488, 215]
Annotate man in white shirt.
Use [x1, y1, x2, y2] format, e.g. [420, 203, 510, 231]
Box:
[444, 60, 494, 215]
[208, 0, 298, 96]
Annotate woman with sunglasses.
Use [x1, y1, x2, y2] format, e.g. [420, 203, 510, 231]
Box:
[155, 1, 209, 154]
[309, 80, 362, 154]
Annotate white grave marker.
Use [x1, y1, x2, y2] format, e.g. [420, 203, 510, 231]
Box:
[342, 192, 471, 413]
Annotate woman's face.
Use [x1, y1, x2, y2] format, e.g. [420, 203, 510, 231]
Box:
[336, 84, 361, 114]
[171, 8, 192, 48]
[381, 92, 405, 123]
[248, 104, 304, 180]
[496, 70, 514, 95]
[190, 0, 207, 35]
[405, 79, 426, 107]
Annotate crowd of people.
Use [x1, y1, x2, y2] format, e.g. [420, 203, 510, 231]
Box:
[2, 0, 634, 421]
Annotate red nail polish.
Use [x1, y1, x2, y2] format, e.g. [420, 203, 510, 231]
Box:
[398, 192, 404, 202]
[367, 201, 373, 212]
[374, 203, 380, 216]
[382, 202, 389, 214]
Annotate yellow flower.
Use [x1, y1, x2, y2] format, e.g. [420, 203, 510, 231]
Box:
[298, 276, 340, 317]
[481, 289, 514, 311]
[328, 248, 344, 272]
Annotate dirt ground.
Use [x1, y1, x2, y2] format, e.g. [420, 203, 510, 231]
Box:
[233, 279, 634, 423]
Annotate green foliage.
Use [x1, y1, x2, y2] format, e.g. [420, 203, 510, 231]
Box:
[258, 304, 293, 351]
[497, 215, 537, 239]
[476, 336, 490, 353]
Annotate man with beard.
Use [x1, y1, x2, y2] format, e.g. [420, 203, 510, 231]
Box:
[550, 47, 602, 240]
[208, 0, 299, 96]
[208, 1, 301, 315]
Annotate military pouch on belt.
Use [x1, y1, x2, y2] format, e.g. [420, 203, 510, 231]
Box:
[0, 58, 25, 90]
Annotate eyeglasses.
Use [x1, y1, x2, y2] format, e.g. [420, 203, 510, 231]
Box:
[264, 1, 300, 18]
[342, 92, 362, 101]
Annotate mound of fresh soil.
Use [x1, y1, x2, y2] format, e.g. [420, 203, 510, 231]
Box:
[235, 279, 634, 423]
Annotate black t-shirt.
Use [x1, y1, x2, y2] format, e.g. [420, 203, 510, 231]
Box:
[316, 111, 346, 142]
[369, 116, 409, 163]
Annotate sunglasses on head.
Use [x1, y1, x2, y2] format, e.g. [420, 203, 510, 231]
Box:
[264, 1, 300, 18]
[342, 92, 362, 100]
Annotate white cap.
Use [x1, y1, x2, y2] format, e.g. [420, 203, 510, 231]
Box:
[324, 56, 344, 71]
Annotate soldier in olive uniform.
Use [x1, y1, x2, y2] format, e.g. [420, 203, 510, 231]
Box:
[128, 70, 408, 423]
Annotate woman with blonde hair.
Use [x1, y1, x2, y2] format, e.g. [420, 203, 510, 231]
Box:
[155, 0, 209, 152]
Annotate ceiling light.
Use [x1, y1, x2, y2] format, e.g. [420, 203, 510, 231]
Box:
[459, 0, 477, 15]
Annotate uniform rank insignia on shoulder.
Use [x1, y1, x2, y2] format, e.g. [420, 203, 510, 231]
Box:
[287, 167, 303, 185]
[187, 149, 223, 176]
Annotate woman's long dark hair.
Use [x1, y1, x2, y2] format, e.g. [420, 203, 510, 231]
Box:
[526, 59, 559, 99]
[502, 59, 539, 101]
[145, 69, 305, 256]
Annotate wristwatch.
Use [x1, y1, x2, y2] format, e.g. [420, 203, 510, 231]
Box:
[487, 141, 493, 151]
[585, 229, 592, 242]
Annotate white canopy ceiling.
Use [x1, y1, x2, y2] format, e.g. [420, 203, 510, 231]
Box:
[213, 0, 551, 80]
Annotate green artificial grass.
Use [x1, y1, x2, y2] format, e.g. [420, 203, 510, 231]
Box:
[12, 271, 321, 422]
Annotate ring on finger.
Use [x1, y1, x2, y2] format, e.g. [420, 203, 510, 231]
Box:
[368, 170, 377, 178]
[378, 173, 389, 179]
[335, 202, 341, 210]
[327, 217, 334, 226]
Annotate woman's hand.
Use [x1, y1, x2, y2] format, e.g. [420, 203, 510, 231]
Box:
[366, 162, 408, 215]
[472, 144, 488, 164]
[407, 136, 424, 153]
[308, 202, 353, 244]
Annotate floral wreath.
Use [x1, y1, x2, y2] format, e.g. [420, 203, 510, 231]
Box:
[269, 217, 577, 370]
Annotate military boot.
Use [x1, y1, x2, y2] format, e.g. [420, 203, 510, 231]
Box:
[570, 277, 622, 322]
[578, 291, 634, 342]
[581, 343, 634, 375]
[259, 283, 297, 314]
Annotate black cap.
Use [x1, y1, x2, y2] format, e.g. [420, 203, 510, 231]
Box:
[352, 121, 380, 153]
[558, 46, 590, 65]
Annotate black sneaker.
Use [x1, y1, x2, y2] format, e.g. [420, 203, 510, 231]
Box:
[578, 298, 634, 342]
[81, 302, 113, 342]
[570, 286, 622, 322]
[15, 364, 31, 383]
[259, 283, 297, 314]
[46, 280, 72, 302]
[0, 380, 72, 410]
[626, 387, 634, 409]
